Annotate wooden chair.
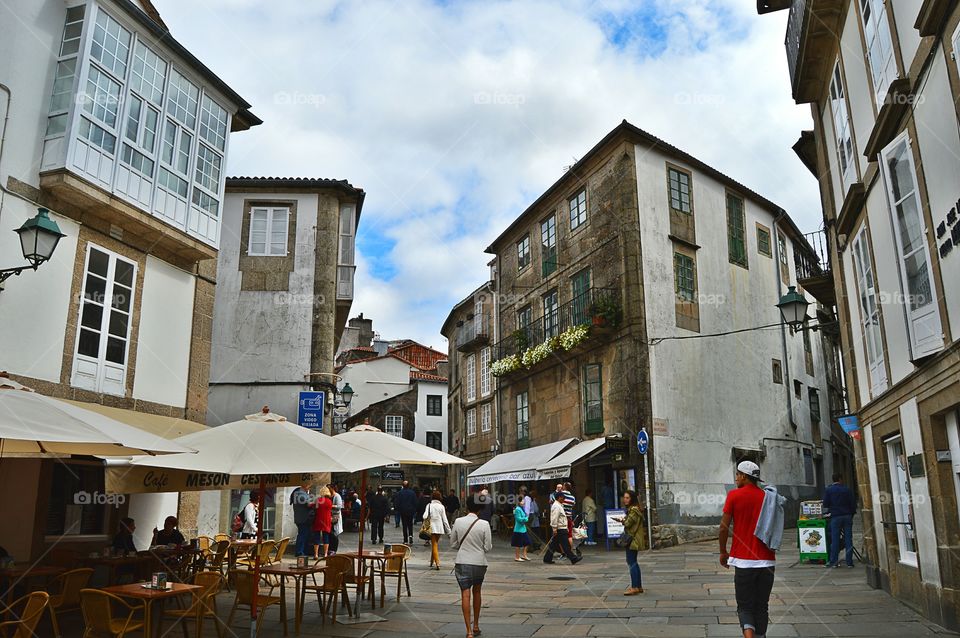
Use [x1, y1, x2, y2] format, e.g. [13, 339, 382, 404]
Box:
[377, 543, 411, 604]
[47, 567, 94, 637]
[0, 592, 49, 638]
[303, 555, 351, 624]
[340, 554, 373, 612]
[79, 589, 144, 638]
[162, 571, 224, 638]
[204, 539, 231, 578]
[213, 533, 230, 543]
[236, 540, 275, 569]
[226, 570, 283, 635]
[197, 536, 213, 559]
[270, 537, 290, 564]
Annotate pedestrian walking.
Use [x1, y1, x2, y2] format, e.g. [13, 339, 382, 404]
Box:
[369, 487, 390, 544]
[444, 488, 461, 522]
[450, 495, 493, 638]
[396, 480, 417, 544]
[239, 493, 259, 539]
[478, 488, 494, 524]
[426, 490, 452, 569]
[543, 492, 581, 564]
[612, 490, 644, 595]
[582, 489, 598, 545]
[823, 473, 856, 568]
[512, 491, 530, 561]
[719, 461, 783, 638]
[526, 488, 542, 549]
[290, 482, 315, 557]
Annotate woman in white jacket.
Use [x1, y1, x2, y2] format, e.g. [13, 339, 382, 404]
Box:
[426, 489, 451, 570]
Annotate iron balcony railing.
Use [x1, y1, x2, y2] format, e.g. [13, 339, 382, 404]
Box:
[785, 0, 806, 93]
[493, 287, 620, 360]
[456, 313, 491, 352]
[795, 230, 830, 281]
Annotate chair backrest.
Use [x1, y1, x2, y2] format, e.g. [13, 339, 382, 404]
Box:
[384, 544, 410, 573]
[80, 589, 126, 633]
[197, 535, 212, 553]
[211, 539, 230, 565]
[230, 570, 255, 605]
[0, 592, 49, 638]
[257, 540, 276, 563]
[322, 555, 351, 591]
[192, 571, 223, 610]
[214, 533, 230, 543]
[272, 537, 290, 562]
[54, 568, 94, 607]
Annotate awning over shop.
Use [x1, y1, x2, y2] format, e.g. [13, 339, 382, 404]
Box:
[467, 438, 576, 486]
[536, 437, 606, 480]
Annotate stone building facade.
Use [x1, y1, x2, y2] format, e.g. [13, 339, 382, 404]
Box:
[444, 120, 850, 547]
[758, 0, 960, 629]
[0, 0, 258, 557]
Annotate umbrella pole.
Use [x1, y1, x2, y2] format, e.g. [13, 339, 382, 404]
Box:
[358, 469, 368, 556]
[250, 476, 266, 638]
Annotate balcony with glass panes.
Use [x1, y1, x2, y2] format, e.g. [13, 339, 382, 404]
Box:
[38, 2, 249, 261]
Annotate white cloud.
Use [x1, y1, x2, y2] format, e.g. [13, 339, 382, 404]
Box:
[156, 0, 816, 346]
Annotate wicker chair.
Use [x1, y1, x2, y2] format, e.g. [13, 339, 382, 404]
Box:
[377, 543, 412, 604]
[79, 589, 145, 638]
[270, 537, 290, 564]
[303, 554, 351, 624]
[47, 567, 94, 637]
[0, 592, 49, 638]
[162, 571, 224, 638]
[204, 539, 231, 577]
[226, 570, 283, 634]
[236, 540, 275, 569]
[213, 533, 230, 543]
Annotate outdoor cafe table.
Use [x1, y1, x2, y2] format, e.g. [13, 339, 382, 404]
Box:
[146, 546, 204, 580]
[259, 562, 325, 636]
[338, 550, 403, 617]
[99, 581, 202, 638]
[227, 539, 259, 574]
[79, 554, 153, 584]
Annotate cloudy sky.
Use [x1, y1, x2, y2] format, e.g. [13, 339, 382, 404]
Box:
[156, 0, 818, 350]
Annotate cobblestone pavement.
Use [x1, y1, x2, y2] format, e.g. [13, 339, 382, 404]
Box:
[59, 525, 959, 637]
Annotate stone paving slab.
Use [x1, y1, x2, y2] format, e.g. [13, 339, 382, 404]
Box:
[50, 525, 960, 637]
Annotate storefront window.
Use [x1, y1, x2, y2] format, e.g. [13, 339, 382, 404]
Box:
[885, 436, 916, 565]
[46, 462, 108, 536]
[230, 488, 277, 539]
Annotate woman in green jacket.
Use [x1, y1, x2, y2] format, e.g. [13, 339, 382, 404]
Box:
[613, 490, 645, 595]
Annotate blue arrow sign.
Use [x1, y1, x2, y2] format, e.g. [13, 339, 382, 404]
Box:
[636, 429, 649, 455]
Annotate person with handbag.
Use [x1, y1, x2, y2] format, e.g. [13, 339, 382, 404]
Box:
[612, 489, 645, 595]
[511, 491, 531, 561]
[450, 494, 493, 638]
[422, 490, 452, 570]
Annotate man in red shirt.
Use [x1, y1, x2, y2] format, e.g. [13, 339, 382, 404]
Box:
[719, 461, 775, 638]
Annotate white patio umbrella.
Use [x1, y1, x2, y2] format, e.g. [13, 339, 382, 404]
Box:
[111, 408, 396, 637]
[335, 422, 470, 555]
[0, 379, 194, 456]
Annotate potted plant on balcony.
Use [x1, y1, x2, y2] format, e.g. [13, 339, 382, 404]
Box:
[589, 295, 622, 328]
[511, 328, 529, 351]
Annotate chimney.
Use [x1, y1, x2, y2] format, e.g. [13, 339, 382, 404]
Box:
[435, 360, 449, 379]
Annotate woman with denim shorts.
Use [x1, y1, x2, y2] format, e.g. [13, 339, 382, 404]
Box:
[449, 494, 493, 638]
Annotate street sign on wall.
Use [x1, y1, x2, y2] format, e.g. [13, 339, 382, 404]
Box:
[636, 429, 649, 455]
[298, 391, 325, 429]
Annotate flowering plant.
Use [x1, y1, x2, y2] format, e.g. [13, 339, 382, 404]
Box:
[559, 324, 589, 350]
[521, 341, 554, 367]
[490, 354, 522, 377]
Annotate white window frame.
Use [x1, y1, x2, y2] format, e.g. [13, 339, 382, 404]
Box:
[385, 415, 403, 438]
[481, 403, 491, 433]
[879, 133, 942, 358]
[859, 0, 897, 106]
[46, 6, 87, 139]
[542, 290, 559, 338]
[884, 435, 918, 566]
[474, 298, 483, 335]
[479, 347, 491, 397]
[953, 23, 960, 79]
[71, 244, 137, 396]
[851, 227, 888, 396]
[516, 392, 529, 442]
[829, 59, 857, 191]
[466, 408, 476, 437]
[465, 354, 476, 402]
[569, 188, 587, 229]
[517, 235, 530, 270]
[248, 207, 289, 257]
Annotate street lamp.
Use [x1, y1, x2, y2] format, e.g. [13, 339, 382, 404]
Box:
[776, 285, 810, 329]
[1, 208, 66, 286]
[340, 382, 354, 407]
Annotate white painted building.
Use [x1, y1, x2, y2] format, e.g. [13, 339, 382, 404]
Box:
[0, 0, 258, 558]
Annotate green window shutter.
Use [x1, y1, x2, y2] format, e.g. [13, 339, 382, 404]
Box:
[583, 364, 603, 434]
[726, 194, 747, 267]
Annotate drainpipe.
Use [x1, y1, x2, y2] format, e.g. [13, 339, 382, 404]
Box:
[773, 209, 796, 433]
[486, 264, 500, 459]
[0, 83, 12, 222]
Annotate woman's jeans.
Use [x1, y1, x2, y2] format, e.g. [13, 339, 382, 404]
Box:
[626, 549, 642, 588]
[586, 521, 597, 543]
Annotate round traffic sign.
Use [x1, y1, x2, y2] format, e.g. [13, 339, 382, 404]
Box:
[636, 430, 649, 455]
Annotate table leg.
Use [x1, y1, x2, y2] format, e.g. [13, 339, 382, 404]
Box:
[294, 575, 303, 636]
[144, 600, 153, 638]
[280, 575, 288, 636]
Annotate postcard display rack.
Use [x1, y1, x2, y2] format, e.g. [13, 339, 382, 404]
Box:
[797, 500, 828, 564]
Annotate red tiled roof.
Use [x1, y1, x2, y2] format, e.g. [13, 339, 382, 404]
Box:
[410, 371, 447, 383]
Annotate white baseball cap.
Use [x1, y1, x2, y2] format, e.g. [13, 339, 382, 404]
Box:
[737, 460, 761, 480]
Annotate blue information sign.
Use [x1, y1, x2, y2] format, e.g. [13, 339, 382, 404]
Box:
[636, 429, 649, 455]
[298, 391, 326, 430]
[838, 414, 860, 434]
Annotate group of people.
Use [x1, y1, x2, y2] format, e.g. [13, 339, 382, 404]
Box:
[289, 482, 345, 559]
